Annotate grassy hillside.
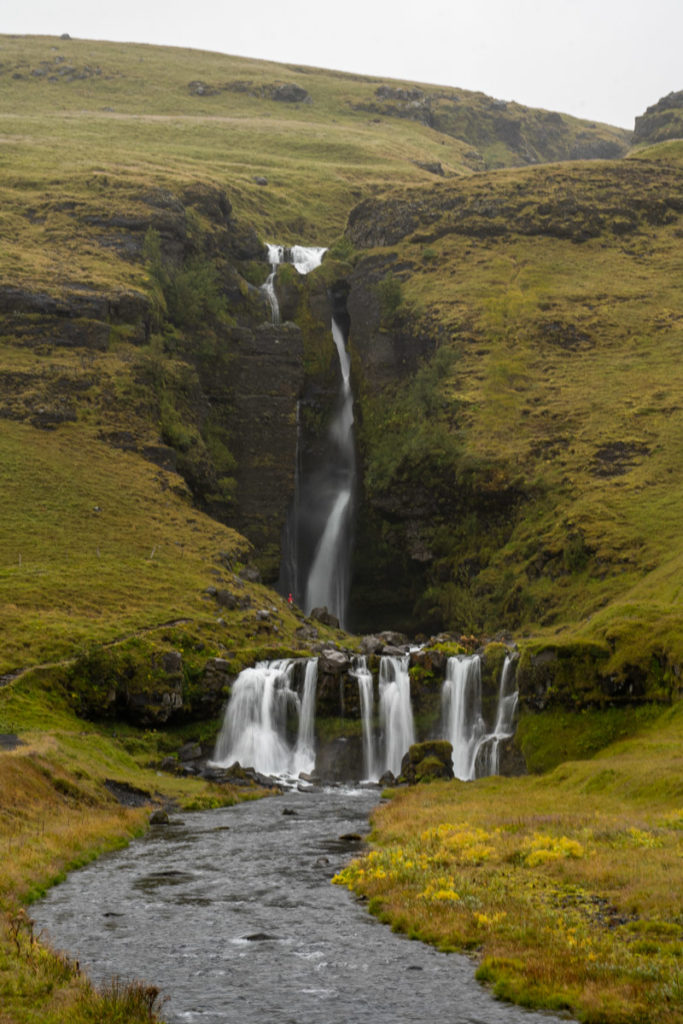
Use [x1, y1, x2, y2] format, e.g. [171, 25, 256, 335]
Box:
[344, 148, 683, 696]
[0, 32, 682, 1024]
[0, 33, 678, 693]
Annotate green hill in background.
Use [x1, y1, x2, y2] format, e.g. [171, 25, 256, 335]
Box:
[0, 33, 681, 704]
[1, 33, 683, 1024]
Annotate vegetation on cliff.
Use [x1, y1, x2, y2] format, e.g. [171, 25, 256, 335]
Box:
[346, 150, 683, 705]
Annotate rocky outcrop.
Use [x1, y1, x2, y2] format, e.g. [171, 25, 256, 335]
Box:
[346, 162, 683, 250]
[633, 91, 683, 146]
[516, 641, 679, 710]
[188, 80, 311, 104]
[349, 84, 630, 169]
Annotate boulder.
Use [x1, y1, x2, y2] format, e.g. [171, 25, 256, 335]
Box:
[377, 630, 410, 648]
[360, 635, 383, 655]
[178, 741, 202, 762]
[149, 809, 170, 825]
[318, 648, 350, 674]
[400, 740, 454, 784]
[310, 606, 340, 629]
[271, 83, 310, 104]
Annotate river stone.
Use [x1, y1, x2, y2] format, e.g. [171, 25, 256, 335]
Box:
[149, 809, 170, 825]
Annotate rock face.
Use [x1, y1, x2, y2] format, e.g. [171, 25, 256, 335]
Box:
[516, 642, 680, 709]
[227, 321, 304, 578]
[0, 181, 302, 582]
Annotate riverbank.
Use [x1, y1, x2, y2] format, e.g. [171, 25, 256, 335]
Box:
[2, 668, 681, 1024]
[0, 675, 268, 1024]
[334, 701, 683, 1023]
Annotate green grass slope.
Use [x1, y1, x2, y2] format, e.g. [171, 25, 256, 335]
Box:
[0, 33, 678, 698]
[345, 146, 683, 694]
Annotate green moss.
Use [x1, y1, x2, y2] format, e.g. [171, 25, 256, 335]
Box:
[515, 705, 664, 773]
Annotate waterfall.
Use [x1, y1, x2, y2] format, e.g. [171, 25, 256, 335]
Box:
[212, 651, 519, 783]
[442, 655, 519, 781]
[302, 318, 356, 626]
[212, 659, 317, 778]
[379, 655, 415, 777]
[279, 313, 356, 628]
[352, 655, 377, 781]
[293, 658, 318, 776]
[261, 244, 326, 325]
[263, 244, 282, 324]
[476, 655, 518, 776]
[442, 656, 487, 781]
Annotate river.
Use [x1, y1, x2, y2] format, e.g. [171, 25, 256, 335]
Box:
[34, 787, 563, 1023]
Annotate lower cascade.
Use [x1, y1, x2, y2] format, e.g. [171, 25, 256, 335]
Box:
[212, 652, 518, 783]
[213, 659, 317, 778]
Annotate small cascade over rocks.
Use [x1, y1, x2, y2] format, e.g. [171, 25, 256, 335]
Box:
[442, 654, 519, 781]
[212, 659, 317, 778]
[351, 655, 377, 782]
[378, 654, 415, 778]
[211, 648, 518, 784]
[442, 656, 486, 781]
[476, 655, 518, 776]
[262, 244, 327, 324]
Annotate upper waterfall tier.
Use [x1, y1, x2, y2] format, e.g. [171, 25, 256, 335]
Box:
[266, 243, 327, 275]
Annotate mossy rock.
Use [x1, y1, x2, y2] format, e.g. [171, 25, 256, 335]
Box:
[400, 740, 454, 783]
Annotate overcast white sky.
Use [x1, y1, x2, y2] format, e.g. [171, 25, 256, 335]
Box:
[3, 0, 681, 129]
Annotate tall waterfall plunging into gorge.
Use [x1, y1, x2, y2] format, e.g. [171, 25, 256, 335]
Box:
[302, 317, 355, 625]
[263, 242, 355, 626]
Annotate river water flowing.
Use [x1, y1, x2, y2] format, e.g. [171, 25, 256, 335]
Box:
[34, 788, 562, 1023]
